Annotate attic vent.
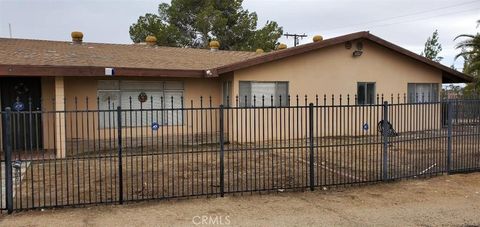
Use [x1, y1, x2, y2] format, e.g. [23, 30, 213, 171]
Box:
[356, 41, 364, 50]
[313, 35, 323, 42]
[209, 40, 220, 51]
[145, 35, 157, 46]
[345, 41, 352, 49]
[277, 43, 287, 50]
[71, 31, 83, 44]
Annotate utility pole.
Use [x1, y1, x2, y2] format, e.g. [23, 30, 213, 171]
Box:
[284, 33, 307, 47]
[8, 23, 12, 38]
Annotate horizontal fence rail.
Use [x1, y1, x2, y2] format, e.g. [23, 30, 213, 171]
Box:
[0, 95, 479, 213]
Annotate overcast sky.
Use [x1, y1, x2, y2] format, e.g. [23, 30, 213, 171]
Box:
[0, 0, 479, 69]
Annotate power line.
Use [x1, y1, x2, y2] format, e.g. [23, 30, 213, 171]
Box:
[322, 0, 479, 32]
[321, 0, 480, 32]
[359, 7, 480, 30]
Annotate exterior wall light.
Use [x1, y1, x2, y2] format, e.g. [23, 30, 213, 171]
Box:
[105, 67, 115, 76]
[353, 50, 363, 57]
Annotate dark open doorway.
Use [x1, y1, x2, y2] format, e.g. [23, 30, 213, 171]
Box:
[1, 77, 43, 151]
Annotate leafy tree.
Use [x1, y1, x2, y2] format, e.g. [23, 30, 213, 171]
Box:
[421, 30, 443, 62]
[129, 0, 283, 51]
[128, 13, 185, 47]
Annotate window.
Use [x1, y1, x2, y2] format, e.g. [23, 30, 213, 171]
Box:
[407, 83, 439, 103]
[357, 82, 376, 105]
[97, 80, 184, 127]
[239, 81, 289, 107]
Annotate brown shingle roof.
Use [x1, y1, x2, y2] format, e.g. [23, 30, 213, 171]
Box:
[0, 38, 258, 70]
[0, 32, 473, 83]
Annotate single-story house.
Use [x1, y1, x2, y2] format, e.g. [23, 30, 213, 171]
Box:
[0, 31, 473, 157]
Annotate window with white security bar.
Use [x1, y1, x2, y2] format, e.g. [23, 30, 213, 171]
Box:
[407, 83, 439, 103]
[239, 81, 289, 107]
[97, 80, 184, 128]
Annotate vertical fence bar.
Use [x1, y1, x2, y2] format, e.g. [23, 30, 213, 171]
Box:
[308, 103, 315, 191]
[117, 106, 123, 204]
[219, 105, 225, 197]
[447, 100, 453, 174]
[4, 107, 13, 214]
[382, 101, 389, 181]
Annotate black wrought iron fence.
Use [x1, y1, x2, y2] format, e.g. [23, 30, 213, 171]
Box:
[0, 95, 479, 213]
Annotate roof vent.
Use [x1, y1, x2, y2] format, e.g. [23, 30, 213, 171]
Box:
[145, 35, 157, 46]
[209, 40, 220, 51]
[313, 35, 323, 42]
[71, 31, 83, 44]
[277, 43, 287, 50]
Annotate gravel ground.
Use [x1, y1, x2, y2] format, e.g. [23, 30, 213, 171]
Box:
[1, 172, 480, 226]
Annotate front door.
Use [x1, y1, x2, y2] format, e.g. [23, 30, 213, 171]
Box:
[1, 77, 43, 151]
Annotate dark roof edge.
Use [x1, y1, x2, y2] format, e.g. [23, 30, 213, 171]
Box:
[0, 64, 206, 78]
[214, 31, 473, 83]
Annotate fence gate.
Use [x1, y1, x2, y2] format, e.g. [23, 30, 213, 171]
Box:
[450, 100, 480, 172]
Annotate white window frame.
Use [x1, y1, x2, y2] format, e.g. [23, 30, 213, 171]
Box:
[407, 83, 439, 103]
[97, 80, 184, 128]
[239, 81, 289, 107]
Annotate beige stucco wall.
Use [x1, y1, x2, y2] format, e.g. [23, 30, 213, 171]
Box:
[232, 39, 442, 103]
[227, 39, 444, 140]
[41, 77, 56, 150]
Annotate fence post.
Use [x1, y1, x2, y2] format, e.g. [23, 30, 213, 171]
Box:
[219, 105, 225, 197]
[308, 103, 315, 191]
[4, 107, 13, 214]
[116, 106, 123, 204]
[447, 100, 453, 174]
[382, 101, 389, 181]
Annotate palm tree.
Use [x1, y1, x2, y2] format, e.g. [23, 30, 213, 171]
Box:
[454, 20, 480, 96]
[455, 34, 480, 75]
[454, 20, 480, 76]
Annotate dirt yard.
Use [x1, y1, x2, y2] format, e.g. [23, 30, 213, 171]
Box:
[1, 172, 480, 226]
[13, 132, 480, 210]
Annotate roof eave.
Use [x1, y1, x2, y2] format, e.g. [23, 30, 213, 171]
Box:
[0, 64, 206, 78]
[442, 71, 474, 83]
